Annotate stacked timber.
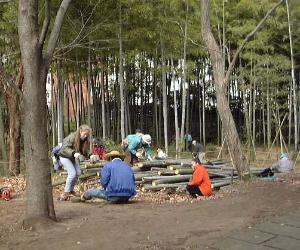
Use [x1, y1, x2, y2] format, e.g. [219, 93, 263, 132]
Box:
[54, 158, 265, 192]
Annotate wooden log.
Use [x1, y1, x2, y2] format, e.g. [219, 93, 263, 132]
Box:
[175, 169, 194, 175]
[152, 175, 192, 186]
[134, 172, 158, 181]
[52, 173, 97, 187]
[151, 167, 169, 171]
[167, 165, 192, 170]
[134, 160, 168, 168]
[141, 182, 188, 191]
[211, 180, 233, 189]
[142, 175, 171, 182]
[83, 161, 108, 169]
[164, 159, 192, 166]
[158, 170, 176, 176]
[84, 168, 100, 174]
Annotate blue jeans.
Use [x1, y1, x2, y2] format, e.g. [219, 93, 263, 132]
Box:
[60, 157, 81, 192]
[84, 188, 130, 203]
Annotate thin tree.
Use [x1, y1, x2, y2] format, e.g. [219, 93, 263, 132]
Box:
[200, 0, 283, 179]
[119, 0, 125, 140]
[285, 0, 298, 150]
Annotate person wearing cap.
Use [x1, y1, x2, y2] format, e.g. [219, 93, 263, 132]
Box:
[82, 151, 136, 203]
[192, 140, 205, 162]
[271, 153, 293, 173]
[123, 133, 153, 165]
[186, 158, 212, 198]
[258, 153, 294, 177]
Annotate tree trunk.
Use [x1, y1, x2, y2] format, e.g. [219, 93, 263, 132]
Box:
[0, 98, 8, 175]
[161, 37, 168, 154]
[201, 0, 250, 179]
[5, 65, 23, 176]
[119, 0, 125, 140]
[180, 1, 189, 153]
[57, 62, 64, 143]
[18, 0, 71, 227]
[171, 59, 179, 158]
[286, 0, 298, 150]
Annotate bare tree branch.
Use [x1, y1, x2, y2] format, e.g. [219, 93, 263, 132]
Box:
[39, 0, 51, 47]
[224, 0, 283, 86]
[54, 0, 101, 54]
[44, 0, 72, 63]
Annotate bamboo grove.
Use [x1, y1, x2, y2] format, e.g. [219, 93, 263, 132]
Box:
[0, 0, 299, 176]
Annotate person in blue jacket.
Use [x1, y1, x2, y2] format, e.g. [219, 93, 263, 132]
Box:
[82, 151, 136, 203]
[122, 133, 153, 165]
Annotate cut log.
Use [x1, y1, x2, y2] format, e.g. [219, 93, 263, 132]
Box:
[83, 161, 108, 169]
[141, 182, 188, 191]
[142, 176, 172, 182]
[211, 180, 233, 189]
[167, 165, 192, 170]
[164, 159, 192, 166]
[175, 169, 194, 175]
[134, 160, 168, 168]
[158, 170, 176, 176]
[134, 172, 158, 181]
[151, 167, 169, 171]
[152, 175, 192, 186]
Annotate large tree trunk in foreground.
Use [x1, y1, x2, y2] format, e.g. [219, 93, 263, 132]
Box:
[201, 0, 250, 179]
[18, 0, 71, 227]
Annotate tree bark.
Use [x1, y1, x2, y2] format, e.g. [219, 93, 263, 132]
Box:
[161, 37, 168, 154]
[180, 1, 189, 153]
[0, 97, 8, 175]
[18, 0, 71, 227]
[201, 0, 250, 179]
[286, 0, 298, 150]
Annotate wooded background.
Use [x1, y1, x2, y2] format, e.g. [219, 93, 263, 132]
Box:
[0, 0, 299, 176]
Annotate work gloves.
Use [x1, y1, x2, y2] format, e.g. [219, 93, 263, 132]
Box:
[90, 154, 100, 163]
[74, 152, 85, 162]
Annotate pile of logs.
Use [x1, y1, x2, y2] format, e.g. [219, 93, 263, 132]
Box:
[53, 158, 265, 193]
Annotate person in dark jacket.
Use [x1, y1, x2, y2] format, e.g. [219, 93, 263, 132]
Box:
[192, 140, 205, 162]
[82, 151, 136, 203]
[59, 124, 98, 200]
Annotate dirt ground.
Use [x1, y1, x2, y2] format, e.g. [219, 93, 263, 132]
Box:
[0, 173, 300, 250]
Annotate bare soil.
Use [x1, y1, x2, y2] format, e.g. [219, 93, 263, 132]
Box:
[0, 173, 300, 250]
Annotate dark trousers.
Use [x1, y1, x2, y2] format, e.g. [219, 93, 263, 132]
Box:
[186, 185, 203, 198]
[124, 149, 138, 166]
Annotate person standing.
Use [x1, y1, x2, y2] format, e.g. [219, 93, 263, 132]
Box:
[184, 133, 193, 151]
[82, 151, 136, 203]
[186, 158, 212, 198]
[59, 124, 97, 200]
[192, 140, 205, 162]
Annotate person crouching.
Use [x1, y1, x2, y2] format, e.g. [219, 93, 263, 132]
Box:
[186, 158, 212, 198]
[82, 151, 136, 203]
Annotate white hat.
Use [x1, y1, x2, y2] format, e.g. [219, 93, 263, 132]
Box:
[142, 134, 152, 145]
[192, 140, 197, 145]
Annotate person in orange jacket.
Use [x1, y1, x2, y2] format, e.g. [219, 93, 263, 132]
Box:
[186, 158, 212, 197]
